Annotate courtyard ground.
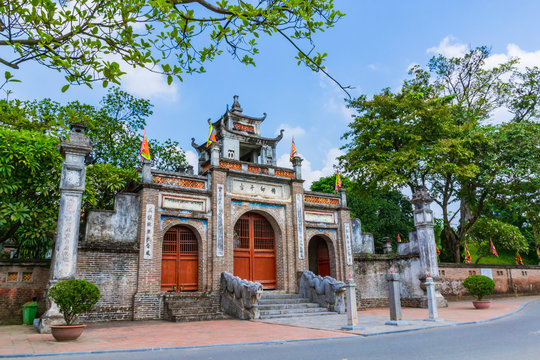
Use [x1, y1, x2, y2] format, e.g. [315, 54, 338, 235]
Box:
[1, 295, 539, 357]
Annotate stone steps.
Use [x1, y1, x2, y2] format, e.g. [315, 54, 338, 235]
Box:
[164, 292, 228, 322]
[258, 292, 334, 320]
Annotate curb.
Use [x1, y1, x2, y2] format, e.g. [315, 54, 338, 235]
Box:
[0, 336, 355, 358]
[2, 298, 539, 358]
[361, 298, 540, 336]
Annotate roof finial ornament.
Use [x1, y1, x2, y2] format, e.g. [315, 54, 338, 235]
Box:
[232, 95, 243, 113]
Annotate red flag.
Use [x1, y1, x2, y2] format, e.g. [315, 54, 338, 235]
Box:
[515, 251, 524, 265]
[140, 129, 151, 161]
[290, 137, 297, 161]
[490, 238, 499, 257]
[206, 124, 216, 146]
[464, 242, 472, 264]
[334, 169, 342, 192]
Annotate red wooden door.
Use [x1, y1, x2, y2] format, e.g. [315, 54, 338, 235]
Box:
[233, 213, 276, 289]
[317, 239, 330, 278]
[161, 226, 198, 291]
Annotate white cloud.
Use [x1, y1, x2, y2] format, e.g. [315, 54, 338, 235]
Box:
[484, 43, 540, 71]
[120, 65, 178, 100]
[275, 124, 306, 140]
[368, 64, 377, 70]
[323, 97, 354, 122]
[427, 36, 469, 58]
[184, 150, 198, 174]
[103, 54, 178, 100]
[277, 148, 344, 189]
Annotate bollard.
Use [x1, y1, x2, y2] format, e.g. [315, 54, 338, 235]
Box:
[385, 271, 408, 326]
[341, 277, 364, 330]
[424, 274, 444, 322]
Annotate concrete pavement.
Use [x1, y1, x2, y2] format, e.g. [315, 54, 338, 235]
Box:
[1, 295, 539, 357]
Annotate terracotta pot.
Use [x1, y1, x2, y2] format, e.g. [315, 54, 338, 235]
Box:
[472, 300, 491, 309]
[50, 324, 86, 341]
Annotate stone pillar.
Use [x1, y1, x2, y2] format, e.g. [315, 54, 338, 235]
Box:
[424, 274, 443, 322]
[142, 159, 153, 183]
[382, 237, 392, 254]
[291, 156, 303, 180]
[385, 272, 408, 326]
[210, 143, 221, 167]
[341, 278, 364, 330]
[39, 123, 92, 333]
[411, 186, 447, 308]
[339, 189, 347, 208]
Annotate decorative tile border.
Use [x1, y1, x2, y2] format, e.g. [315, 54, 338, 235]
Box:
[304, 195, 340, 206]
[153, 175, 206, 189]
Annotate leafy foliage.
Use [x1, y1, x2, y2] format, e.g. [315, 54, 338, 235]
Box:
[84, 164, 140, 211]
[462, 274, 495, 301]
[467, 217, 529, 263]
[48, 279, 100, 326]
[340, 47, 540, 263]
[0, 1, 345, 91]
[0, 127, 62, 257]
[310, 175, 414, 252]
[0, 88, 185, 257]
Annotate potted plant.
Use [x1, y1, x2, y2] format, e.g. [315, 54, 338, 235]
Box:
[48, 279, 100, 341]
[462, 274, 495, 309]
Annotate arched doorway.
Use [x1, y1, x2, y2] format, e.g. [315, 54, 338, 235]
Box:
[233, 212, 276, 289]
[161, 225, 198, 291]
[308, 236, 331, 278]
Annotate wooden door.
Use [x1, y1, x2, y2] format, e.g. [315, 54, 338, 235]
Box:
[161, 226, 198, 291]
[233, 213, 276, 289]
[316, 239, 330, 278]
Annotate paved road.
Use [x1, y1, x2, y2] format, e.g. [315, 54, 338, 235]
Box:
[13, 301, 540, 360]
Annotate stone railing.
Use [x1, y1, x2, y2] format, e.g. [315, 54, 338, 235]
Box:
[220, 272, 263, 320]
[299, 271, 346, 313]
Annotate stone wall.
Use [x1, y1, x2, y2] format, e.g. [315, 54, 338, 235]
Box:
[75, 249, 138, 322]
[77, 195, 140, 322]
[353, 254, 422, 309]
[439, 263, 540, 298]
[0, 260, 50, 324]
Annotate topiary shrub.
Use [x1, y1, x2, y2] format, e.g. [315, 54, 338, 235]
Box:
[462, 275, 495, 301]
[48, 279, 100, 325]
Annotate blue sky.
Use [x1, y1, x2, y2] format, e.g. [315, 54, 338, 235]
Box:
[5, 1, 540, 189]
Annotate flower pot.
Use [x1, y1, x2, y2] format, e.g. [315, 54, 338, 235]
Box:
[472, 300, 491, 309]
[50, 324, 86, 341]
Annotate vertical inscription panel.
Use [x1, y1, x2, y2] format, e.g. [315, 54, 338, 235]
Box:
[344, 222, 353, 265]
[296, 194, 305, 260]
[54, 193, 81, 279]
[216, 184, 225, 257]
[143, 204, 155, 260]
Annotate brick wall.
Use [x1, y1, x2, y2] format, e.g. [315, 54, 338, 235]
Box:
[76, 249, 138, 322]
[0, 260, 50, 325]
[439, 263, 540, 298]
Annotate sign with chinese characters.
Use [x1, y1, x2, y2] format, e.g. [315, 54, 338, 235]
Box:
[232, 179, 284, 199]
[161, 195, 206, 212]
[344, 222, 353, 265]
[216, 184, 225, 257]
[143, 204, 155, 260]
[305, 210, 335, 224]
[296, 194, 305, 259]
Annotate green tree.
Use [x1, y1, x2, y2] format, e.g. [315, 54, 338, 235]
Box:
[0, 1, 345, 92]
[310, 175, 414, 252]
[467, 217, 529, 264]
[0, 127, 62, 257]
[0, 88, 187, 257]
[340, 47, 540, 263]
